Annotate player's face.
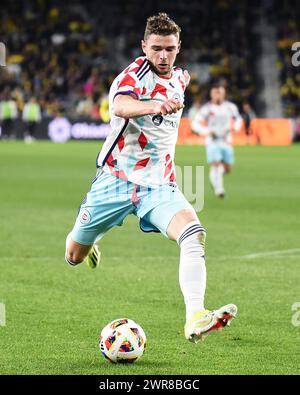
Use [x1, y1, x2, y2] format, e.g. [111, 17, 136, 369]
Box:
[210, 87, 226, 104]
[141, 34, 180, 76]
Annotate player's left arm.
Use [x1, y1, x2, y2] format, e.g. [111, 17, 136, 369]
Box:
[183, 70, 190, 87]
[231, 103, 242, 132]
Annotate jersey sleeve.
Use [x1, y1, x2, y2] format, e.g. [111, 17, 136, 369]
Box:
[191, 105, 209, 135]
[230, 103, 242, 132]
[114, 60, 146, 101]
[173, 67, 188, 93]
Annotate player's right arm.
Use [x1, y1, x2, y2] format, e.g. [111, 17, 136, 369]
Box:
[112, 59, 184, 119]
[114, 94, 183, 118]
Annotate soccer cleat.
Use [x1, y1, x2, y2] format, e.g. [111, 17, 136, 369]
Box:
[84, 244, 101, 269]
[184, 304, 237, 343]
[210, 182, 225, 199]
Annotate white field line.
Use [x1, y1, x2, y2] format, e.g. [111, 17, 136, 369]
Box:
[1, 248, 300, 262]
[236, 248, 300, 259]
[211, 248, 300, 262]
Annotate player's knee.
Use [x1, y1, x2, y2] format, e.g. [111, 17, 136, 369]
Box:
[65, 233, 91, 264]
[197, 228, 206, 249]
[224, 163, 232, 173]
[177, 223, 206, 251]
[66, 249, 85, 265]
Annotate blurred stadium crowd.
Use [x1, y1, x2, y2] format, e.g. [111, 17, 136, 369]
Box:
[275, 0, 300, 117]
[0, 0, 299, 127]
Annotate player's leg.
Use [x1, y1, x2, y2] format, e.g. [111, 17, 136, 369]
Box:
[138, 185, 237, 343]
[209, 161, 225, 197]
[209, 162, 225, 198]
[138, 189, 206, 322]
[222, 145, 234, 173]
[65, 233, 100, 269]
[167, 209, 237, 342]
[66, 237, 90, 264]
[167, 208, 207, 324]
[215, 162, 225, 198]
[167, 208, 207, 321]
[223, 163, 231, 173]
[65, 171, 135, 269]
[221, 145, 234, 194]
[206, 145, 224, 198]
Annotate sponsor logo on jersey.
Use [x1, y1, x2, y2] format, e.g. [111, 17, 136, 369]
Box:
[164, 119, 178, 128]
[152, 115, 163, 126]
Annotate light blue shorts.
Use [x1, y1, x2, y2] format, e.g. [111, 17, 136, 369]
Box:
[206, 144, 234, 165]
[71, 170, 194, 245]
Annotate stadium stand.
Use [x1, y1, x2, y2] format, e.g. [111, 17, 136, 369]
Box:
[0, 0, 259, 119]
[0, 0, 298, 121]
[275, 0, 300, 117]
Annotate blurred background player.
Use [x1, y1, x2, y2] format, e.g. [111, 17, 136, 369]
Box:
[22, 97, 41, 143]
[192, 83, 242, 198]
[241, 101, 256, 144]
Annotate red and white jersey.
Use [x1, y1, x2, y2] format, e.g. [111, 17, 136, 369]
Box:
[192, 101, 242, 145]
[96, 56, 186, 188]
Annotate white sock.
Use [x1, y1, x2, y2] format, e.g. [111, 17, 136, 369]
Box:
[216, 165, 225, 195]
[177, 221, 207, 322]
[209, 166, 218, 193]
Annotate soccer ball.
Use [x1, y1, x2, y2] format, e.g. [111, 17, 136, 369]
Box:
[99, 318, 146, 363]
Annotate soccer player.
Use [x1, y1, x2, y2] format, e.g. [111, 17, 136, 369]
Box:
[192, 83, 242, 198]
[65, 13, 237, 343]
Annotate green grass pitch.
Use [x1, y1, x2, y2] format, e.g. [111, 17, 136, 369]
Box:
[0, 141, 299, 375]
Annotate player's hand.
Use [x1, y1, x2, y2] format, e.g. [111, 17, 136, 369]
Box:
[210, 130, 218, 139]
[156, 99, 184, 115]
[183, 70, 190, 87]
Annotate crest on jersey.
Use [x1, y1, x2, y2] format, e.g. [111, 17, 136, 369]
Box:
[79, 209, 91, 224]
[172, 93, 181, 101]
[152, 115, 163, 126]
